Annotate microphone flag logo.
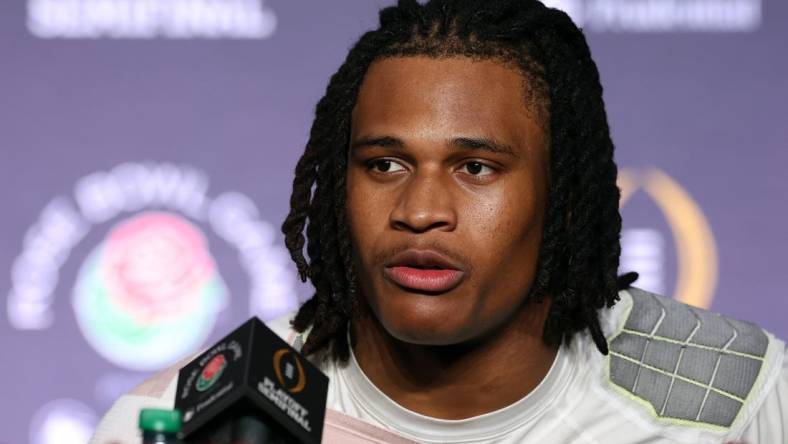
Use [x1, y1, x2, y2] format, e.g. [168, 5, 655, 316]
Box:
[196, 354, 228, 392]
[273, 348, 306, 394]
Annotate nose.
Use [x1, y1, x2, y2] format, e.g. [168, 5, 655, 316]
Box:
[389, 171, 457, 233]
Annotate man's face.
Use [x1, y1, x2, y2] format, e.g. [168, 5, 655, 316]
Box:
[347, 56, 549, 346]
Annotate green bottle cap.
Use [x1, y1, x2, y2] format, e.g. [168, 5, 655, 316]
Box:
[138, 408, 182, 434]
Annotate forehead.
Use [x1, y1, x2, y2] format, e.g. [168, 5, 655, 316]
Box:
[351, 56, 545, 151]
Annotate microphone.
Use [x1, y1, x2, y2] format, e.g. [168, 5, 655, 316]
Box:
[174, 317, 328, 444]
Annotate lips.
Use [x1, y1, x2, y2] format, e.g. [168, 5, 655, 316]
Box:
[383, 249, 465, 293]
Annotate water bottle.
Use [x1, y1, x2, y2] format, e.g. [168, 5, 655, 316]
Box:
[139, 408, 182, 444]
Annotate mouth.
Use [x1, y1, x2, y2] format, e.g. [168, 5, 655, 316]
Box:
[383, 249, 466, 294]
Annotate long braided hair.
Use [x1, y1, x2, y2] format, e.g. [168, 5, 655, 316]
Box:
[282, 0, 631, 362]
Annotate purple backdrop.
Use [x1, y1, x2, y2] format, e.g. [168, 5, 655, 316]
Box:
[1, 1, 786, 443]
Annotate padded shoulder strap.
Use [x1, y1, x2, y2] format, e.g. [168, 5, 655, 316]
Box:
[607, 287, 773, 431]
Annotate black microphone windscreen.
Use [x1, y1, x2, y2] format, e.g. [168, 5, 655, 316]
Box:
[174, 317, 328, 444]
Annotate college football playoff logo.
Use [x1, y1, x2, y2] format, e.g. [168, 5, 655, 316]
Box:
[273, 349, 306, 394]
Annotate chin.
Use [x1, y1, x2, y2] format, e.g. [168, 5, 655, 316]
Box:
[375, 299, 472, 346]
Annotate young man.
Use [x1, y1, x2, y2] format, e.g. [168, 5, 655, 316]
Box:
[92, 1, 787, 443]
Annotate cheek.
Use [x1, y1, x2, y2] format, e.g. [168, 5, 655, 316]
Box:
[462, 178, 544, 298]
[461, 179, 542, 253]
[345, 169, 388, 263]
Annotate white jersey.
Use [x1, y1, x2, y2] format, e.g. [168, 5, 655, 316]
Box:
[91, 288, 788, 443]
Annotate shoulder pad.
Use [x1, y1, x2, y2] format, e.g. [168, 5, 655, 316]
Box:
[607, 287, 772, 430]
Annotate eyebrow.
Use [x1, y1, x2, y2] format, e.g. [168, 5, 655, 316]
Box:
[350, 135, 519, 158]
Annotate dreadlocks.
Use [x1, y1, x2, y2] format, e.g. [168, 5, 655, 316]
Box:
[282, 0, 629, 362]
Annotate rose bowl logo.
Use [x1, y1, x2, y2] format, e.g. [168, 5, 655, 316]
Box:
[196, 354, 227, 392]
[72, 211, 228, 371]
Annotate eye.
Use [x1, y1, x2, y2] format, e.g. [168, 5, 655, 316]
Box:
[462, 161, 494, 176]
[368, 159, 406, 173]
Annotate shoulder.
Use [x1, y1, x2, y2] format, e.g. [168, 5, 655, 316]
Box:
[90, 313, 300, 444]
[600, 287, 785, 441]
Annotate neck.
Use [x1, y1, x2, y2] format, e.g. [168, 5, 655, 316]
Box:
[350, 299, 557, 420]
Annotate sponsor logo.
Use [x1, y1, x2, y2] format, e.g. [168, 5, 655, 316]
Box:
[27, 0, 277, 39]
[543, 0, 761, 32]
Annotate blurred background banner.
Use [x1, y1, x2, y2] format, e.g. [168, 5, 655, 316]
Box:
[1, 1, 785, 443]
